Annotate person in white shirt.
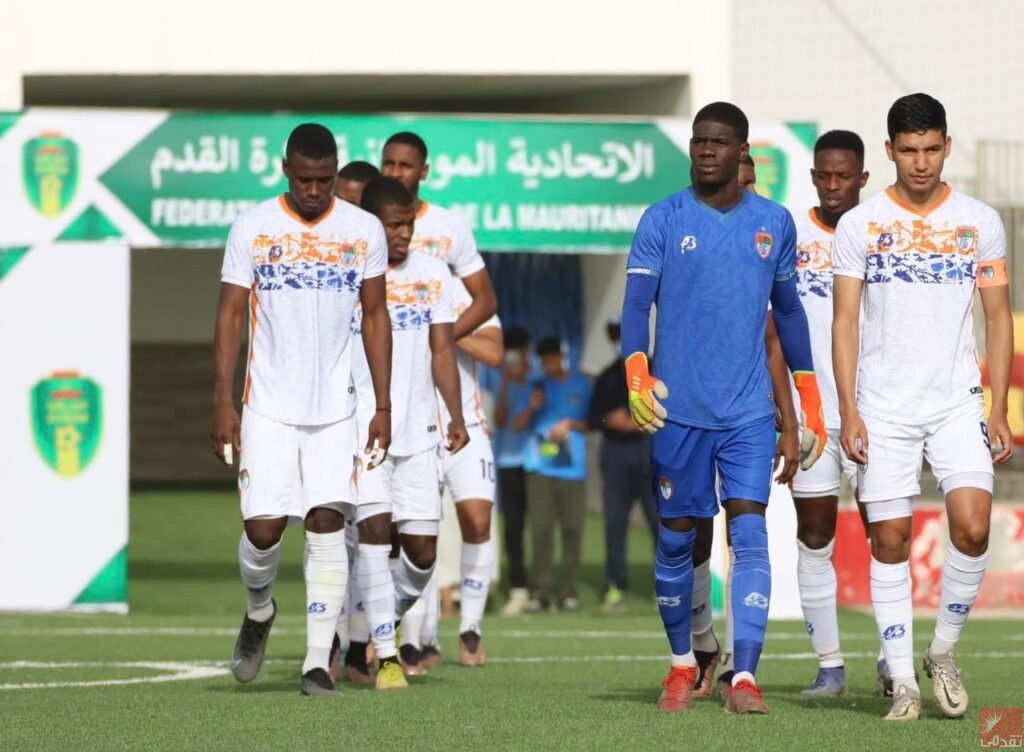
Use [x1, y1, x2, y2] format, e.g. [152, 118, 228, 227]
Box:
[211, 123, 392, 697]
[347, 176, 469, 691]
[833, 93, 1013, 722]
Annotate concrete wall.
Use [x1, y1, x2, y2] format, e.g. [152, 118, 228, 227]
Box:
[734, 0, 1024, 194]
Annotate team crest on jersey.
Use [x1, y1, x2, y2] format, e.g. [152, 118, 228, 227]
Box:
[754, 231, 773, 259]
[680, 235, 698, 254]
[876, 232, 894, 249]
[955, 226, 977, 252]
[659, 477, 673, 499]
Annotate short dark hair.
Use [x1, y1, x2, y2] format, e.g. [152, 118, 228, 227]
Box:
[286, 123, 337, 160]
[887, 93, 947, 140]
[693, 102, 749, 142]
[338, 160, 381, 182]
[384, 131, 428, 161]
[536, 336, 562, 357]
[815, 130, 865, 162]
[504, 326, 529, 349]
[360, 177, 414, 218]
[740, 154, 755, 167]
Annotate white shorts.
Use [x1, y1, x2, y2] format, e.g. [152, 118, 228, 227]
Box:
[792, 429, 858, 498]
[354, 447, 442, 523]
[238, 408, 356, 521]
[857, 400, 994, 504]
[441, 424, 496, 503]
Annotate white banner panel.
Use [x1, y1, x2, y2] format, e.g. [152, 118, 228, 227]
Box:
[0, 242, 129, 611]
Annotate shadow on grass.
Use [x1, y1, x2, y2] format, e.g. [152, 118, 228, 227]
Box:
[130, 560, 303, 582]
[762, 684, 894, 717]
[590, 685, 661, 705]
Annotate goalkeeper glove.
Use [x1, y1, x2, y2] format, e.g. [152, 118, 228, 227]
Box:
[625, 352, 668, 434]
[793, 371, 827, 470]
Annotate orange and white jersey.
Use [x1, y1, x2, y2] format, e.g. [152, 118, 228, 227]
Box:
[410, 201, 486, 278]
[438, 276, 501, 432]
[221, 195, 386, 426]
[833, 185, 1008, 425]
[794, 208, 841, 429]
[351, 252, 456, 456]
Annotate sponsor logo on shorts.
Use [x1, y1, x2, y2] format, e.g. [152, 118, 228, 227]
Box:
[882, 623, 906, 641]
[743, 592, 769, 610]
[947, 602, 971, 616]
[374, 623, 394, 638]
[971, 386, 984, 396]
[238, 469, 250, 492]
[755, 231, 773, 259]
[656, 595, 681, 607]
[981, 421, 992, 450]
[308, 602, 327, 614]
[659, 477, 673, 499]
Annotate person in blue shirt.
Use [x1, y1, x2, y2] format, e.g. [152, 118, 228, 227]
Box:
[514, 335, 592, 613]
[494, 326, 534, 615]
[620, 101, 826, 714]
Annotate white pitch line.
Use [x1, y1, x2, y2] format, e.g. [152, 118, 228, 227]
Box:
[0, 661, 229, 690]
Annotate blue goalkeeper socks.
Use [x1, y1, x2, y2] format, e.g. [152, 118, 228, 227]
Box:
[730, 513, 771, 678]
[654, 523, 696, 656]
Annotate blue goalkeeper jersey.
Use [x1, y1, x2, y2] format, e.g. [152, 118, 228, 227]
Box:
[626, 187, 797, 430]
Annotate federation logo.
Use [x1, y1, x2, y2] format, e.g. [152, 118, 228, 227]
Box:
[882, 623, 906, 641]
[754, 231, 773, 259]
[659, 477, 673, 499]
[238, 469, 251, 492]
[30, 371, 103, 478]
[743, 592, 769, 610]
[22, 132, 79, 218]
[955, 226, 978, 252]
[680, 235, 698, 253]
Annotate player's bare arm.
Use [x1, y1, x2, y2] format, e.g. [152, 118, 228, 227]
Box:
[454, 324, 503, 367]
[831, 275, 867, 464]
[766, 315, 799, 484]
[210, 282, 249, 462]
[980, 281, 1014, 462]
[430, 321, 470, 453]
[453, 268, 498, 341]
[360, 273, 393, 461]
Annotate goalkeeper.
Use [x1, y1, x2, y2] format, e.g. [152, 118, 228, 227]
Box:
[620, 101, 825, 716]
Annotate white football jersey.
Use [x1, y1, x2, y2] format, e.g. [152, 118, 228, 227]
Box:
[833, 185, 1007, 425]
[793, 208, 841, 429]
[438, 276, 501, 431]
[221, 195, 387, 426]
[351, 251, 456, 456]
[411, 201, 486, 278]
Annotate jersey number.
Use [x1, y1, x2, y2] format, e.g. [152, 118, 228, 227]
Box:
[479, 459, 495, 482]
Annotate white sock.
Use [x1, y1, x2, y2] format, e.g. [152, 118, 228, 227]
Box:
[670, 651, 697, 667]
[690, 559, 717, 651]
[393, 548, 434, 619]
[931, 545, 988, 655]
[302, 529, 348, 675]
[346, 563, 370, 643]
[797, 538, 843, 668]
[238, 533, 280, 622]
[402, 592, 426, 649]
[733, 671, 755, 686]
[459, 541, 495, 634]
[870, 556, 917, 691]
[421, 570, 441, 648]
[724, 546, 735, 657]
[358, 543, 396, 659]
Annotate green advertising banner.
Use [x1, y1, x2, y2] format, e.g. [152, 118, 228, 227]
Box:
[0, 110, 817, 251]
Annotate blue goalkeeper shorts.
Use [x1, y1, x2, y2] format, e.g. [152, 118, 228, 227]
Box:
[650, 414, 776, 519]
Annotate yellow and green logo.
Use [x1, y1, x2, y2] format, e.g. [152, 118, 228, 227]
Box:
[31, 371, 103, 478]
[749, 143, 788, 203]
[22, 132, 79, 218]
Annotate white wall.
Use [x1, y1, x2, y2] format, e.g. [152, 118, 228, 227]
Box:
[0, 0, 733, 111]
[734, 0, 1024, 195]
